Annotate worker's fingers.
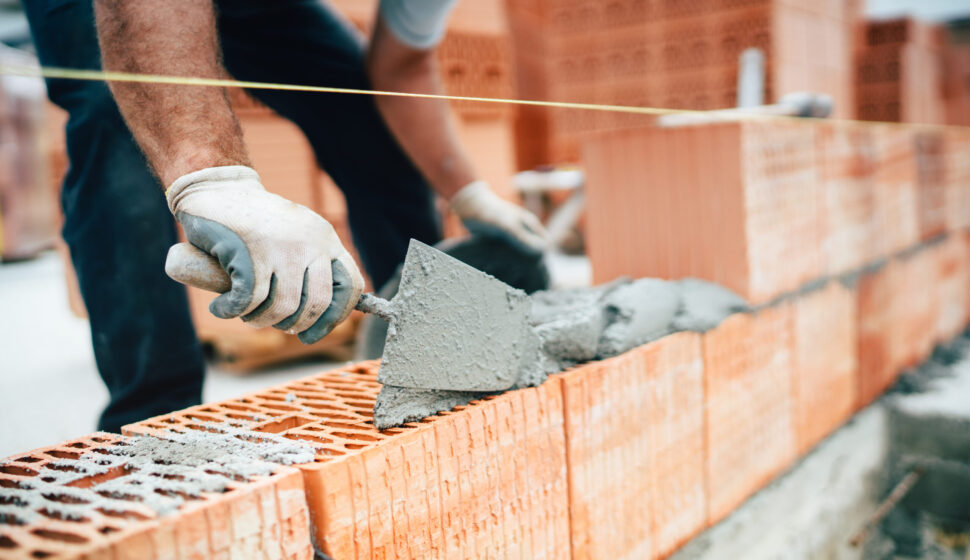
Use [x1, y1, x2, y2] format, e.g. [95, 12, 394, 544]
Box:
[298, 258, 361, 344]
[243, 270, 304, 328]
[272, 270, 310, 332]
[285, 258, 334, 335]
[178, 212, 259, 319]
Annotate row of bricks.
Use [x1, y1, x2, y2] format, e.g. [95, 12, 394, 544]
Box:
[5, 232, 966, 559]
[0, 434, 313, 560]
[583, 120, 970, 304]
[509, 0, 853, 36]
[509, 0, 856, 166]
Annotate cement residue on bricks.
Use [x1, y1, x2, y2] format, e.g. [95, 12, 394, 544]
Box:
[0, 430, 314, 559]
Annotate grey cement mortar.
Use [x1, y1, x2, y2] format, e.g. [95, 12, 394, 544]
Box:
[0, 426, 314, 525]
[373, 274, 748, 428]
[377, 240, 533, 393]
[373, 386, 491, 429]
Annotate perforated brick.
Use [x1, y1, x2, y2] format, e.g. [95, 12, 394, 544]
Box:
[584, 121, 821, 304]
[933, 233, 970, 342]
[791, 281, 858, 454]
[855, 261, 902, 408]
[816, 122, 877, 275]
[125, 361, 571, 559]
[558, 332, 707, 560]
[0, 433, 311, 560]
[702, 307, 797, 525]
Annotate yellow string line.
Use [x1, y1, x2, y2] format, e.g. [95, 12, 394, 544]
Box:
[0, 63, 966, 132]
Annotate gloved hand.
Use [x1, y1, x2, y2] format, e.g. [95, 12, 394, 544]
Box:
[450, 180, 548, 254]
[166, 166, 364, 343]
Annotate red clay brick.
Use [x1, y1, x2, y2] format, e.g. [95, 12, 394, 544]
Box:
[816, 122, 877, 275]
[558, 332, 707, 560]
[0, 434, 311, 560]
[934, 233, 970, 342]
[702, 307, 797, 525]
[585, 121, 821, 304]
[855, 261, 902, 408]
[895, 246, 940, 368]
[790, 281, 858, 455]
[943, 128, 970, 231]
[870, 127, 919, 258]
[125, 362, 570, 559]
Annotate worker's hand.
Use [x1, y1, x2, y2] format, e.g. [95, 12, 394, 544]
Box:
[166, 166, 364, 343]
[450, 180, 548, 253]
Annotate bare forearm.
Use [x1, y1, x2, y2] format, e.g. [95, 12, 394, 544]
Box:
[94, 0, 249, 187]
[367, 17, 475, 200]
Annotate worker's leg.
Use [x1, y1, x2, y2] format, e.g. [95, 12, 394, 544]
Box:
[22, 0, 205, 432]
[216, 0, 442, 290]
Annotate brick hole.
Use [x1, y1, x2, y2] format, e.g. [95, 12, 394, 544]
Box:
[185, 424, 222, 434]
[254, 415, 316, 434]
[258, 394, 287, 402]
[66, 443, 88, 449]
[0, 495, 26, 506]
[330, 432, 379, 442]
[224, 413, 257, 421]
[98, 526, 120, 535]
[13, 457, 41, 463]
[0, 513, 26, 526]
[42, 493, 89, 505]
[89, 438, 111, 443]
[343, 443, 368, 450]
[40, 477, 56, 483]
[350, 365, 372, 374]
[160, 417, 178, 424]
[185, 413, 223, 423]
[301, 402, 344, 412]
[38, 509, 89, 523]
[0, 535, 16, 548]
[0, 466, 37, 477]
[96, 508, 150, 521]
[31, 551, 53, 558]
[316, 448, 345, 458]
[96, 490, 141, 503]
[32, 529, 88, 544]
[44, 450, 81, 460]
[341, 400, 374, 409]
[283, 434, 332, 446]
[153, 488, 197, 501]
[67, 466, 128, 489]
[220, 403, 260, 413]
[205, 469, 244, 484]
[259, 403, 301, 413]
[45, 464, 81, 473]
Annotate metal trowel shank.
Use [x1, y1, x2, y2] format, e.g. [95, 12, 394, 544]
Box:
[377, 239, 532, 392]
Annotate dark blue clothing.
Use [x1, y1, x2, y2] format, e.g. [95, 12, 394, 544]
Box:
[22, 0, 441, 432]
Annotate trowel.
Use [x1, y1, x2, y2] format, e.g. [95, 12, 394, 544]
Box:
[166, 239, 533, 392]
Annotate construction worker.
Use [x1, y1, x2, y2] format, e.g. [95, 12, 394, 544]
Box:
[23, 0, 546, 432]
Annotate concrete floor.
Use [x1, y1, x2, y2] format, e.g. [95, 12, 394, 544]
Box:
[0, 252, 343, 458]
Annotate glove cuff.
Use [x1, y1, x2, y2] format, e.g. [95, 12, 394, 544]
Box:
[449, 180, 491, 216]
[166, 165, 263, 213]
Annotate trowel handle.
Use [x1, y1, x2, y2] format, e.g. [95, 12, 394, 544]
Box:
[165, 243, 392, 319]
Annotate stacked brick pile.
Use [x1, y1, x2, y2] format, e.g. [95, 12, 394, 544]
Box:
[507, 0, 859, 168]
[943, 41, 970, 126]
[855, 18, 947, 124]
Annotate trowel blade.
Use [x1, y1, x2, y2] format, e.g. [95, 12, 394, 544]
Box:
[377, 239, 532, 392]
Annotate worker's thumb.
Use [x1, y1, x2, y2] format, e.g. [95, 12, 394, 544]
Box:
[165, 243, 231, 293]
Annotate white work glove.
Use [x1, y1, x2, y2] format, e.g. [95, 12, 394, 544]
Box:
[450, 180, 548, 253]
[165, 166, 364, 343]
